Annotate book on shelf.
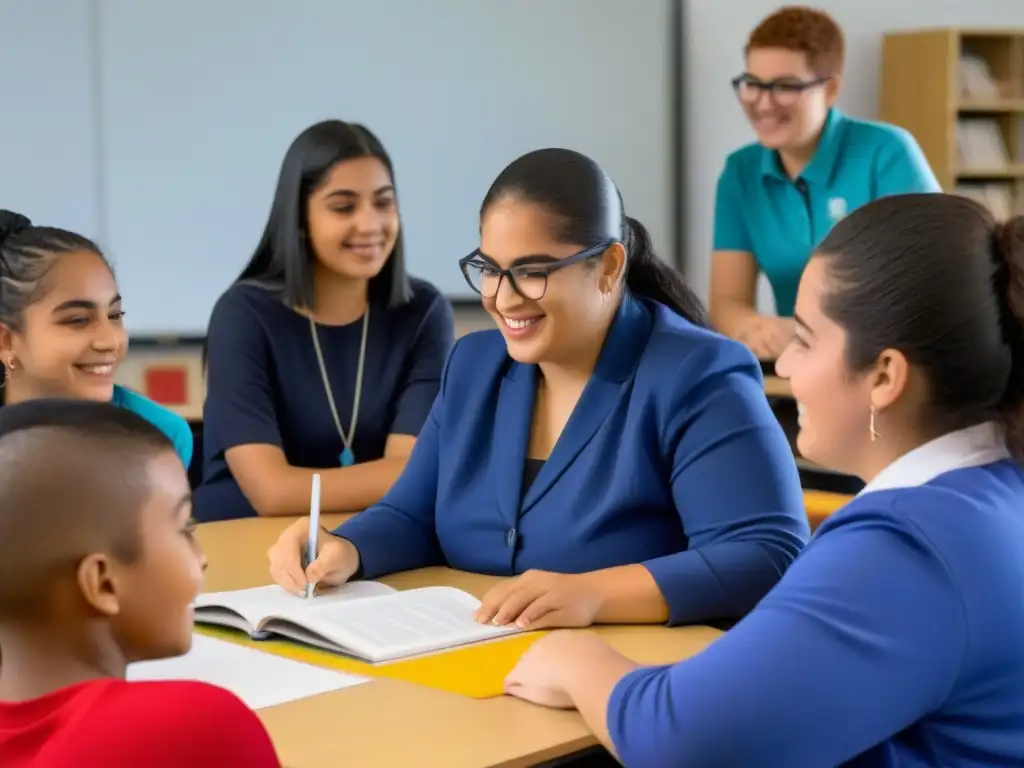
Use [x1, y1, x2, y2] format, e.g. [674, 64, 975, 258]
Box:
[192, 582, 522, 663]
[957, 118, 1010, 169]
[955, 183, 1014, 221]
[959, 53, 1003, 101]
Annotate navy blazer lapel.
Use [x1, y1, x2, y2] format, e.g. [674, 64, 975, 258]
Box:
[491, 361, 537, 527]
[521, 295, 653, 514]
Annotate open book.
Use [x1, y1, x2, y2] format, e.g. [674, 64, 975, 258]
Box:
[192, 582, 522, 664]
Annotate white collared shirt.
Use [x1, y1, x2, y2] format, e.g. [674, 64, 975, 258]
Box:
[858, 421, 1012, 496]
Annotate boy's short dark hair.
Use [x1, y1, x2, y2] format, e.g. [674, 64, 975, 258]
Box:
[0, 398, 173, 445]
[0, 399, 178, 615]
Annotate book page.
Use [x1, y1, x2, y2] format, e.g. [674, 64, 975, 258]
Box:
[193, 581, 397, 632]
[126, 633, 366, 710]
[291, 586, 521, 663]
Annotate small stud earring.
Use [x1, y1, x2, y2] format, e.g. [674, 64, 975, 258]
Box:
[869, 405, 881, 443]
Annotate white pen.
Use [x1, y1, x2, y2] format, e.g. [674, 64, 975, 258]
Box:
[304, 473, 322, 599]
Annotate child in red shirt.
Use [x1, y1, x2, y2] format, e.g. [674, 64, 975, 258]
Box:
[0, 399, 281, 767]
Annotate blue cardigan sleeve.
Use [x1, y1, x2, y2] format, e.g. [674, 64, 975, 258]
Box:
[641, 341, 809, 624]
[329, 338, 463, 578]
[331, 402, 444, 578]
[608, 502, 968, 767]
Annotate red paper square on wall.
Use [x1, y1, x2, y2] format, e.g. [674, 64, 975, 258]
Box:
[144, 366, 188, 405]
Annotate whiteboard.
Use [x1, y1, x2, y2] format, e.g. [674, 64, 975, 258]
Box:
[0, 0, 100, 240]
[96, 0, 675, 335]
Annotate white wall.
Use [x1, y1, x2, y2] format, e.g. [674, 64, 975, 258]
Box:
[5, 1, 1024, 330]
[1, 0, 674, 336]
[682, 0, 1024, 313]
[0, 0, 100, 239]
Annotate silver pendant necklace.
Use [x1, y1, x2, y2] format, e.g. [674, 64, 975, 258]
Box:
[309, 305, 369, 467]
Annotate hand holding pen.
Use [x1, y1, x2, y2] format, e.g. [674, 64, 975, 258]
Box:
[303, 473, 322, 598]
[267, 473, 362, 597]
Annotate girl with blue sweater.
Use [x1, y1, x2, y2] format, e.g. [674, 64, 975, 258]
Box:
[506, 193, 1024, 767]
[0, 211, 192, 467]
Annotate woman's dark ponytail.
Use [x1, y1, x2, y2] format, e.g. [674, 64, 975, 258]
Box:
[622, 216, 709, 328]
[993, 215, 1024, 459]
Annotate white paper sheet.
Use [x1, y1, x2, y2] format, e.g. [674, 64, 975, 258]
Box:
[127, 633, 367, 709]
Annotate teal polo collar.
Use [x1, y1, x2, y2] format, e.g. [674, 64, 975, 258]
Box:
[760, 107, 845, 184]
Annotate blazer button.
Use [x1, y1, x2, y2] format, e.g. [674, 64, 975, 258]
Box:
[506, 528, 518, 549]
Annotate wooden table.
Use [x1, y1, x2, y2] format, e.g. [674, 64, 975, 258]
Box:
[197, 516, 722, 768]
[763, 375, 792, 399]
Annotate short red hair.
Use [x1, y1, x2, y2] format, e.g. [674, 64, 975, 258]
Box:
[745, 6, 845, 79]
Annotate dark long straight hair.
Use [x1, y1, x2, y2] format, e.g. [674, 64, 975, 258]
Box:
[231, 119, 411, 310]
[202, 121, 412, 367]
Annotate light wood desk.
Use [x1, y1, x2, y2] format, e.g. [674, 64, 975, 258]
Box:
[197, 517, 722, 768]
[763, 375, 792, 399]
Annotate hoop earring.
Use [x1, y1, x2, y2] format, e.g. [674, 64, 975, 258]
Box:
[869, 405, 881, 443]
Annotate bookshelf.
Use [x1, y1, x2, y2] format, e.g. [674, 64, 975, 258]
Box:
[880, 28, 1024, 219]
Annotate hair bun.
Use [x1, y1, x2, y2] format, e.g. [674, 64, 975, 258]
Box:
[993, 215, 1024, 455]
[994, 215, 1024, 330]
[0, 210, 32, 247]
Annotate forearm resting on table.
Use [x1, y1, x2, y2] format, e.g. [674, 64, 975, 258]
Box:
[226, 445, 411, 516]
[591, 564, 670, 624]
[566, 644, 639, 760]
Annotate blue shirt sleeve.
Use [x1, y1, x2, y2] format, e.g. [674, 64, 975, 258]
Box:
[113, 385, 194, 469]
[329, 338, 465, 577]
[165, 414, 194, 469]
[641, 341, 809, 624]
[388, 296, 454, 436]
[712, 159, 753, 253]
[608, 502, 968, 767]
[202, 288, 283, 455]
[874, 129, 942, 197]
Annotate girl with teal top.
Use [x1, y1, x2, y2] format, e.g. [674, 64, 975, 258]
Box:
[0, 210, 192, 467]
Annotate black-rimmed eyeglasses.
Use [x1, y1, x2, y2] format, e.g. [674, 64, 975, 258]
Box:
[731, 74, 829, 107]
[459, 240, 614, 300]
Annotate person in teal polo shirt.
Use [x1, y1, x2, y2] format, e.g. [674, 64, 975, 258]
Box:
[0, 210, 193, 468]
[710, 6, 940, 359]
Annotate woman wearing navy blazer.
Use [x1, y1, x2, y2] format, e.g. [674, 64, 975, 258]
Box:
[268, 148, 810, 628]
[504, 195, 1024, 767]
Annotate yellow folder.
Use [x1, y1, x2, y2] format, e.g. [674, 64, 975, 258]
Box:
[196, 625, 546, 698]
[803, 489, 851, 521]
